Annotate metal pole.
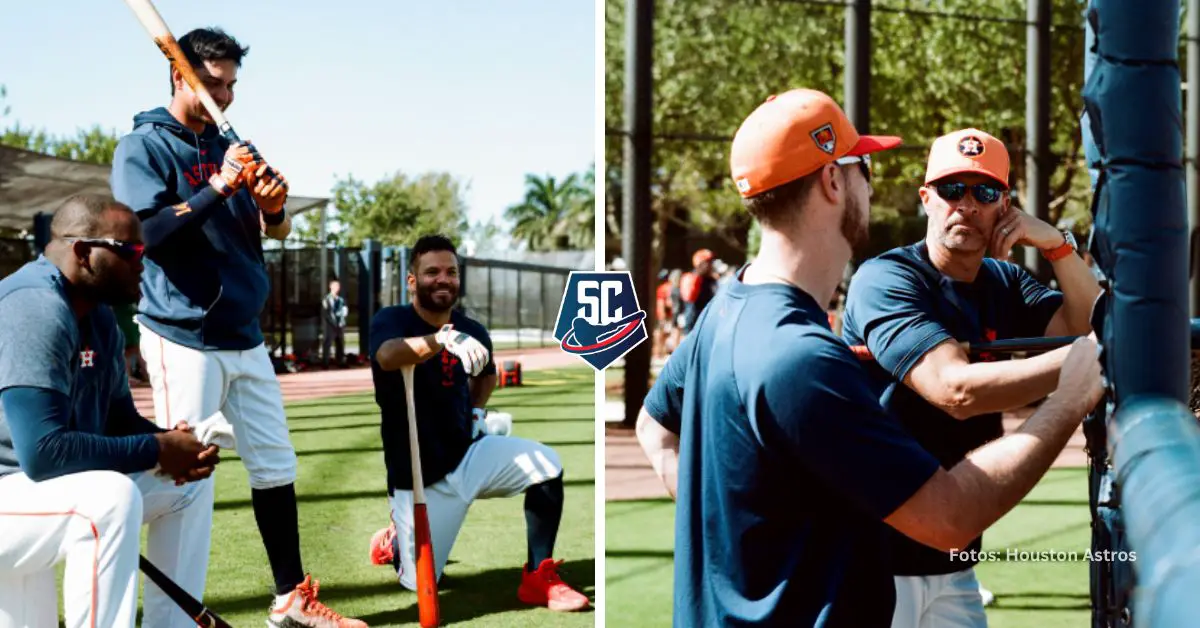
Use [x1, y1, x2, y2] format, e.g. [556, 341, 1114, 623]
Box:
[359, 240, 378, 357]
[516, 268, 523, 350]
[398, 246, 409, 306]
[1188, 0, 1200, 315]
[281, 247, 290, 358]
[1025, 0, 1052, 280]
[318, 205, 329, 358]
[844, 0, 871, 132]
[622, 0, 654, 428]
[318, 202, 328, 283]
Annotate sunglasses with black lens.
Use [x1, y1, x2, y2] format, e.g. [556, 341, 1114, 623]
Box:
[933, 181, 1004, 204]
[66, 237, 146, 262]
[835, 154, 872, 182]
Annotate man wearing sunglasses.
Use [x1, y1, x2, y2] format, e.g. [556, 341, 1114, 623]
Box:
[842, 128, 1103, 628]
[0, 195, 221, 628]
[634, 91, 1104, 627]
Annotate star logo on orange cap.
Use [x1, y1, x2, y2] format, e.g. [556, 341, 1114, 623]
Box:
[958, 137, 984, 157]
[811, 124, 836, 155]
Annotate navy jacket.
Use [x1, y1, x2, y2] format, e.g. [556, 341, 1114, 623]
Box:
[111, 107, 271, 351]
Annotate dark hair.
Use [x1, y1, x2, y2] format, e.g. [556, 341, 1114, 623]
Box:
[741, 169, 823, 228]
[170, 27, 249, 95]
[50, 194, 132, 239]
[409, 235, 458, 273]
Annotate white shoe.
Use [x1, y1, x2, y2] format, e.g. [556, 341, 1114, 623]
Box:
[267, 574, 368, 627]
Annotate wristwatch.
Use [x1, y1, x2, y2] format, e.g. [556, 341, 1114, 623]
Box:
[1041, 230, 1076, 262]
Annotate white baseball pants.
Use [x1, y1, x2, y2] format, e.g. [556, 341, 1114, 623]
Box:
[892, 569, 989, 628]
[388, 435, 563, 590]
[0, 470, 212, 628]
[138, 323, 297, 489]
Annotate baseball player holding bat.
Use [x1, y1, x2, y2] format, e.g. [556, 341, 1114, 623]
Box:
[634, 88, 1105, 627]
[0, 196, 216, 628]
[110, 27, 367, 627]
[366, 235, 590, 613]
[840, 129, 1102, 628]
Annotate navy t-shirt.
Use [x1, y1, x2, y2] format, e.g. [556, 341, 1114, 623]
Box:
[368, 305, 496, 492]
[841, 242, 1062, 575]
[644, 269, 941, 627]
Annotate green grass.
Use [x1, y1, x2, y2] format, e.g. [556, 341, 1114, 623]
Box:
[606, 468, 1093, 627]
[84, 367, 595, 627]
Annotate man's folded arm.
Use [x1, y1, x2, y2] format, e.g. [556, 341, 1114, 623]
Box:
[1, 386, 160, 481]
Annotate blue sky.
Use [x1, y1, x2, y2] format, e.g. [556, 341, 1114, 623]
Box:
[0, 1, 595, 245]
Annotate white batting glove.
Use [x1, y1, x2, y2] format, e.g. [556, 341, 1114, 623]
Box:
[435, 324, 489, 377]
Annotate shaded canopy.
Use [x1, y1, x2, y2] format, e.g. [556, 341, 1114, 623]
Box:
[0, 145, 328, 231]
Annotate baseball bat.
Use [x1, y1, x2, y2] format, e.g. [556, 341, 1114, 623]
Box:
[401, 364, 440, 627]
[121, 0, 284, 187]
[139, 555, 232, 628]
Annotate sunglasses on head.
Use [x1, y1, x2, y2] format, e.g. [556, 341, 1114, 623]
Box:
[834, 154, 872, 182]
[66, 237, 145, 262]
[932, 180, 1005, 204]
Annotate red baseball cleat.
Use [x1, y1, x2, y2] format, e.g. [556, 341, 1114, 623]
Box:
[369, 523, 397, 566]
[517, 558, 591, 612]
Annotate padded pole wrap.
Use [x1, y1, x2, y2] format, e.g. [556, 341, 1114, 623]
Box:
[1083, 1, 1200, 625]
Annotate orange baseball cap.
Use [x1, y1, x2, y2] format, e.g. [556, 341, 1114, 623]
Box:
[730, 88, 902, 198]
[924, 128, 1010, 188]
[692, 249, 714, 267]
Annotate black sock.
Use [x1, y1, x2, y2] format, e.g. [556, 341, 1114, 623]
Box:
[251, 484, 306, 595]
[524, 474, 564, 570]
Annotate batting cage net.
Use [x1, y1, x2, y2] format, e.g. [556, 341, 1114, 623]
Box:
[258, 243, 586, 366]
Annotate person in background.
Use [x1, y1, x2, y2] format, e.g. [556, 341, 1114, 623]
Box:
[322, 278, 348, 368]
[679, 249, 719, 337]
[654, 269, 675, 359]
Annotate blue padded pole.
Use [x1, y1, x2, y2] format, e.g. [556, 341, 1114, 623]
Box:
[1082, 1, 1200, 625]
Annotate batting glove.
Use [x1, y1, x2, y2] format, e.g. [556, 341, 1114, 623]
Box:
[435, 324, 489, 377]
[209, 142, 252, 197]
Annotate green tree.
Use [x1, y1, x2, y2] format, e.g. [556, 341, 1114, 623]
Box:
[605, 0, 1093, 267]
[505, 170, 594, 251]
[331, 171, 470, 247]
[1, 85, 121, 165]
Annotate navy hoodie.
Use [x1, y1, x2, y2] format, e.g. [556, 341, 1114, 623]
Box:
[110, 107, 270, 351]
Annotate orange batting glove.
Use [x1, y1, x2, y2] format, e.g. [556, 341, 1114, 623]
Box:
[249, 163, 288, 216]
[208, 142, 253, 197]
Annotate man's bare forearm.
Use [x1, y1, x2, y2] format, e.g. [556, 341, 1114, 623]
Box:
[636, 408, 680, 500]
[945, 345, 1070, 417]
[1051, 253, 1102, 334]
[374, 334, 442, 371]
[945, 393, 1086, 541]
[264, 215, 291, 241]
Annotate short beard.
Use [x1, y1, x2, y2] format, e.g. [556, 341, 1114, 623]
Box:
[415, 282, 457, 313]
[840, 193, 869, 256]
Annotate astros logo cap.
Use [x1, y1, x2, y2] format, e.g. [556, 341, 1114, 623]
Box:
[924, 128, 1010, 188]
[730, 88, 902, 198]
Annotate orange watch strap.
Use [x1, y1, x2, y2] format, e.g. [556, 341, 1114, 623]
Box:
[1042, 239, 1074, 262]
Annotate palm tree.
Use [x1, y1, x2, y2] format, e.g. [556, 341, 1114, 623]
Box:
[505, 172, 594, 251]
